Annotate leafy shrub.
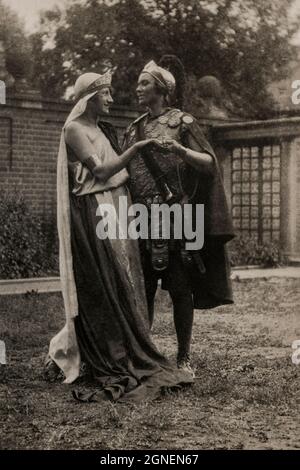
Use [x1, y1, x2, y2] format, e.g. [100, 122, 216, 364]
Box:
[228, 235, 287, 268]
[0, 192, 58, 279]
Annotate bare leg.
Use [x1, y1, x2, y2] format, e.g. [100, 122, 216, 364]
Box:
[145, 279, 158, 328]
[169, 288, 194, 361]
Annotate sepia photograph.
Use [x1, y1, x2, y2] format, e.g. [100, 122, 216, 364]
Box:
[0, 0, 300, 457]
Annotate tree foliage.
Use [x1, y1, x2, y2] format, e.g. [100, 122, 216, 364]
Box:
[0, 0, 31, 80]
[30, 0, 298, 117]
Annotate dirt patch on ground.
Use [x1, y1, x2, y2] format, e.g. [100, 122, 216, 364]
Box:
[0, 278, 300, 450]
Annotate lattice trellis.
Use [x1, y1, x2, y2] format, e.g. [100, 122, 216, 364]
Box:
[231, 143, 281, 242]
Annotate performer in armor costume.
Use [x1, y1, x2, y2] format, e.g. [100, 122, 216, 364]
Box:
[123, 61, 234, 376]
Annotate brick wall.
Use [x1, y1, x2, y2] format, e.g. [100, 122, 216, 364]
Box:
[0, 97, 227, 229]
[0, 94, 138, 225]
[2, 96, 300, 261]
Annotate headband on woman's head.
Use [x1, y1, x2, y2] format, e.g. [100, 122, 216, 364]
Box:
[74, 71, 112, 101]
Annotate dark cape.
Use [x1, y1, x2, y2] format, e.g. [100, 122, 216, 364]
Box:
[124, 109, 235, 309]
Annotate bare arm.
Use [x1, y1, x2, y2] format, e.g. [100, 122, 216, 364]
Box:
[161, 122, 214, 175]
[162, 136, 214, 175]
[176, 132, 214, 175]
[65, 122, 152, 183]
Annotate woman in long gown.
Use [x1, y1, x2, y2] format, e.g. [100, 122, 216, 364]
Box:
[46, 71, 193, 403]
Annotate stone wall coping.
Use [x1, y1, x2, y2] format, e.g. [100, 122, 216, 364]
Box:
[213, 116, 300, 142]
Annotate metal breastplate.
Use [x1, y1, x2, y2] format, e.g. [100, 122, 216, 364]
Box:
[128, 110, 189, 203]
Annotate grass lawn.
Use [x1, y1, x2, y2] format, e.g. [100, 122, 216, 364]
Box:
[0, 278, 300, 450]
